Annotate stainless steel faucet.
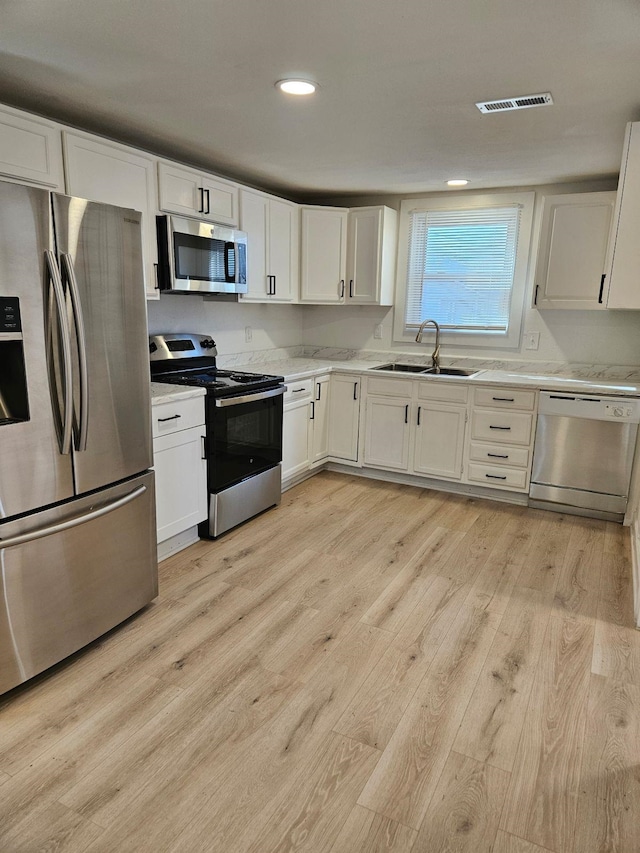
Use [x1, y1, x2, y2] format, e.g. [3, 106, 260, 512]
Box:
[415, 319, 441, 369]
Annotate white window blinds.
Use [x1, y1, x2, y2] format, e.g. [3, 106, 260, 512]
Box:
[405, 205, 522, 332]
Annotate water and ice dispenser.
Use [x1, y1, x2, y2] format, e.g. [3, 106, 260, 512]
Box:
[0, 297, 29, 424]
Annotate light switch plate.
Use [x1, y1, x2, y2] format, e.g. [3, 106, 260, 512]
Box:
[245, 326, 252, 343]
[524, 331, 540, 350]
[374, 324, 383, 339]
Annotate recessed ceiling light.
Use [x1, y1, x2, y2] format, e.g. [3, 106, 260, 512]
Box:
[276, 79, 317, 96]
[447, 179, 469, 187]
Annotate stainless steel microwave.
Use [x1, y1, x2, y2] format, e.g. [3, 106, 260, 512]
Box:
[156, 214, 248, 294]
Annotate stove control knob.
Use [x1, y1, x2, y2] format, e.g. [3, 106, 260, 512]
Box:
[202, 338, 216, 349]
[149, 341, 157, 353]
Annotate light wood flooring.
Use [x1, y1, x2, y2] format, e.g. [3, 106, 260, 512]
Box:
[1, 471, 640, 852]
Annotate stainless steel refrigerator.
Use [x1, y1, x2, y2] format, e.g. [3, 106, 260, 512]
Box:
[0, 180, 157, 695]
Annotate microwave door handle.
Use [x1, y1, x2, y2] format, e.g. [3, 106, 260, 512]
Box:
[44, 250, 73, 455]
[60, 253, 89, 452]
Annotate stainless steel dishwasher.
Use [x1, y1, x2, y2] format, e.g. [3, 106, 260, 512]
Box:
[529, 391, 640, 521]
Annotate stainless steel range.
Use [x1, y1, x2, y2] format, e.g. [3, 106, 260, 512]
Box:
[150, 334, 285, 538]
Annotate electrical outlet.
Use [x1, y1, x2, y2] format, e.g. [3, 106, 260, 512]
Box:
[374, 324, 383, 340]
[245, 326, 252, 343]
[524, 331, 540, 350]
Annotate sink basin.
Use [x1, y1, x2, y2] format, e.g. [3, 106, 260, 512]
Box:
[371, 363, 430, 373]
[422, 367, 480, 377]
[372, 363, 479, 377]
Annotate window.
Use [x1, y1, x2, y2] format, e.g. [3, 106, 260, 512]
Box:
[394, 192, 535, 349]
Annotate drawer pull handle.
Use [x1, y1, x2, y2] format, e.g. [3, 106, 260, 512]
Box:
[292, 388, 306, 393]
[353, 382, 358, 401]
[486, 473, 507, 480]
[158, 414, 181, 422]
[492, 396, 515, 402]
[404, 404, 409, 424]
[489, 425, 511, 430]
[487, 453, 508, 459]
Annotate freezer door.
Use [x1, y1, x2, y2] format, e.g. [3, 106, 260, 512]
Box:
[0, 471, 157, 694]
[52, 194, 152, 495]
[0, 181, 75, 519]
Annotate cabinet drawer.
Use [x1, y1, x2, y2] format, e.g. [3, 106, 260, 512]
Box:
[366, 376, 413, 397]
[284, 379, 313, 402]
[417, 381, 469, 404]
[471, 410, 533, 445]
[467, 462, 528, 490]
[468, 441, 530, 468]
[152, 396, 205, 437]
[474, 387, 536, 411]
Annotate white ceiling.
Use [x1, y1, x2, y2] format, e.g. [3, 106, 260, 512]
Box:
[0, 0, 639, 200]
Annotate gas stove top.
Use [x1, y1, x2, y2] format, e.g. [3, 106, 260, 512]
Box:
[149, 334, 284, 398]
[151, 366, 284, 396]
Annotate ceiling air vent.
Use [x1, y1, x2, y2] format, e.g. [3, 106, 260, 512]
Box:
[476, 92, 553, 114]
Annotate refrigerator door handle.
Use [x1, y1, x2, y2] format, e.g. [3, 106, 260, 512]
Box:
[0, 484, 147, 550]
[44, 250, 74, 455]
[60, 252, 89, 452]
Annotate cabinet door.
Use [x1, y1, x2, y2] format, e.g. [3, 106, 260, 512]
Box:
[282, 398, 312, 480]
[534, 192, 615, 310]
[63, 132, 159, 299]
[363, 396, 411, 471]
[240, 189, 269, 300]
[347, 207, 381, 304]
[0, 106, 64, 189]
[608, 123, 640, 309]
[158, 162, 201, 218]
[328, 374, 361, 462]
[153, 425, 207, 543]
[200, 174, 239, 226]
[413, 402, 466, 480]
[268, 198, 298, 301]
[311, 375, 331, 465]
[300, 207, 348, 303]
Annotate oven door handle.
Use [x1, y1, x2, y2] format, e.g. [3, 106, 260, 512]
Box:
[214, 385, 286, 407]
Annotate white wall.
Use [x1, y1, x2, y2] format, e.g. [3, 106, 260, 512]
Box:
[303, 179, 640, 366]
[147, 296, 304, 356]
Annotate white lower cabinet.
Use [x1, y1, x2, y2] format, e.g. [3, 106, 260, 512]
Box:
[282, 380, 313, 481]
[363, 379, 468, 480]
[328, 374, 361, 463]
[462, 386, 537, 492]
[282, 374, 333, 483]
[310, 375, 331, 465]
[413, 402, 466, 479]
[364, 396, 411, 470]
[152, 395, 207, 545]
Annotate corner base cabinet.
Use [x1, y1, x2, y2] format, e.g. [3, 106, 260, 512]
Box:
[152, 394, 207, 544]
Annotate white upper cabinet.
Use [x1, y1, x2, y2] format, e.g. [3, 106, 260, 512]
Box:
[607, 122, 640, 309]
[240, 188, 298, 302]
[534, 192, 616, 310]
[300, 206, 348, 303]
[346, 206, 397, 305]
[300, 204, 397, 306]
[0, 105, 64, 189]
[158, 161, 239, 226]
[63, 131, 159, 299]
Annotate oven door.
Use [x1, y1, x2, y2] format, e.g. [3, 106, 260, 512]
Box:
[207, 387, 284, 492]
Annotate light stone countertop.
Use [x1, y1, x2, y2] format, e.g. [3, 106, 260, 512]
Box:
[230, 357, 640, 397]
[150, 383, 207, 405]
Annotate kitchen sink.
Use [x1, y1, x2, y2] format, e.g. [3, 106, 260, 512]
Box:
[371, 363, 430, 373]
[422, 367, 480, 377]
[372, 363, 479, 377]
